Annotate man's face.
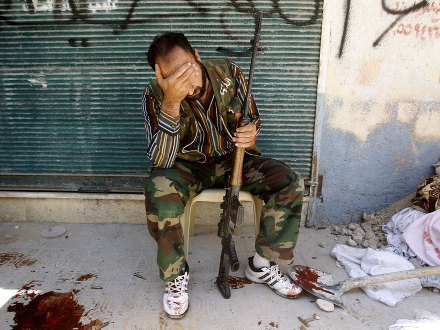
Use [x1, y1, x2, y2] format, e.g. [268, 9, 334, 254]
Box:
[156, 46, 206, 100]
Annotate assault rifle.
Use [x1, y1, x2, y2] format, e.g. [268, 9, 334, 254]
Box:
[216, 12, 262, 299]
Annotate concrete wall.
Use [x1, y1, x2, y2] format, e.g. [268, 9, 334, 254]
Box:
[310, 0, 440, 225]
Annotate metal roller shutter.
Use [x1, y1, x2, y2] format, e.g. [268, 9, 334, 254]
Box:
[0, 0, 322, 192]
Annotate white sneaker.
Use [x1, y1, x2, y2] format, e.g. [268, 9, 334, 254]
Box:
[245, 257, 302, 299]
[163, 264, 189, 319]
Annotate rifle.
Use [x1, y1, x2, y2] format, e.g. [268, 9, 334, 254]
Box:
[216, 12, 262, 299]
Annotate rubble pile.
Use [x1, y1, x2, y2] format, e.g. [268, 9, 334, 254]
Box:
[331, 219, 387, 249]
[330, 193, 416, 249]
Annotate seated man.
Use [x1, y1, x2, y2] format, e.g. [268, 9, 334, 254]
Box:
[142, 32, 303, 319]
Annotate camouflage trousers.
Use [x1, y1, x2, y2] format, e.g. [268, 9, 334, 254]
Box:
[144, 154, 303, 282]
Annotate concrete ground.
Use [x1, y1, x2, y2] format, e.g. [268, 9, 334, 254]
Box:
[1, 209, 439, 329]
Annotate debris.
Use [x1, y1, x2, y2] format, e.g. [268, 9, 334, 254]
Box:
[76, 274, 97, 282]
[348, 223, 357, 230]
[313, 313, 321, 320]
[14, 225, 20, 229]
[133, 273, 147, 280]
[91, 285, 103, 289]
[316, 298, 335, 312]
[346, 238, 357, 247]
[298, 316, 310, 327]
[352, 234, 364, 245]
[318, 243, 325, 248]
[40, 226, 66, 238]
[331, 225, 341, 235]
[368, 239, 378, 249]
[341, 227, 352, 236]
[300, 325, 307, 330]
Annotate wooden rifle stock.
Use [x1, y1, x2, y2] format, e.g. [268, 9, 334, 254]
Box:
[216, 12, 262, 299]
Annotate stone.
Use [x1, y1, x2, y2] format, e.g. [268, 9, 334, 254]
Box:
[342, 227, 352, 236]
[362, 240, 369, 248]
[353, 227, 366, 238]
[318, 242, 325, 248]
[348, 223, 357, 230]
[365, 230, 377, 240]
[368, 239, 378, 249]
[316, 299, 335, 312]
[352, 234, 364, 245]
[361, 221, 372, 231]
[331, 225, 341, 234]
[347, 238, 357, 246]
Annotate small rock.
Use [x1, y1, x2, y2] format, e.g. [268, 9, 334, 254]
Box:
[313, 313, 321, 320]
[433, 288, 439, 293]
[318, 243, 325, 248]
[353, 227, 366, 238]
[365, 230, 377, 240]
[342, 227, 352, 236]
[316, 299, 335, 312]
[361, 240, 369, 248]
[347, 238, 357, 246]
[352, 235, 364, 245]
[348, 223, 357, 230]
[331, 225, 341, 234]
[368, 239, 378, 249]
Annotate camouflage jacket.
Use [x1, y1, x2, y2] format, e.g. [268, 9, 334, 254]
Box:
[142, 59, 261, 168]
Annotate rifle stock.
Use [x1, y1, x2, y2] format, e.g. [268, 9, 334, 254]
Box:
[216, 12, 262, 299]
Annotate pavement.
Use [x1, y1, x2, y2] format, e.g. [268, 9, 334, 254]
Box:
[1, 208, 440, 329]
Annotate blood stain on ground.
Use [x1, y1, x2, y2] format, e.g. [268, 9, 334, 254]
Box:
[228, 276, 252, 289]
[14, 281, 40, 298]
[7, 290, 102, 330]
[269, 321, 279, 328]
[76, 274, 97, 282]
[0, 252, 37, 267]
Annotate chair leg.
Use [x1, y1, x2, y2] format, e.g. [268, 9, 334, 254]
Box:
[189, 201, 197, 236]
[182, 199, 192, 260]
[252, 196, 264, 237]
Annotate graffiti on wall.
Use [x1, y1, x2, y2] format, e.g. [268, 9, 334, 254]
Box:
[338, 0, 439, 58]
[393, 1, 440, 40]
[0, 0, 321, 51]
[21, 0, 119, 14]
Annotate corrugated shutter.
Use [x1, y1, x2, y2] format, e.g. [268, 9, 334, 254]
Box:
[0, 0, 322, 192]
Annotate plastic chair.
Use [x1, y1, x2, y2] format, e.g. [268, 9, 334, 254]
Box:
[181, 189, 264, 258]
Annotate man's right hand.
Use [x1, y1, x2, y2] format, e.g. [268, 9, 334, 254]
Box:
[155, 62, 198, 118]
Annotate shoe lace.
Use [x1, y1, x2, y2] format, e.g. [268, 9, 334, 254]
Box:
[268, 264, 290, 287]
[167, 273, 188, 297]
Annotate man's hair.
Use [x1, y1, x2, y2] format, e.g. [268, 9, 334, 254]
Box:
[147, 32, 195, 70]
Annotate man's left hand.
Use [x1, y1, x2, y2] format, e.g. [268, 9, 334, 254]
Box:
[233, 122, 257, 148]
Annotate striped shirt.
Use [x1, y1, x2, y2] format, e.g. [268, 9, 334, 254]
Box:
[142, 60, 261, 168]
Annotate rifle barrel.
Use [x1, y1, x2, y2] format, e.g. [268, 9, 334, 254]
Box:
[243, 12, 262, 119]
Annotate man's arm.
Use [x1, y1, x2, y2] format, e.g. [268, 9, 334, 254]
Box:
[142, 62, 199, 168]
[142, 86, 180, 168]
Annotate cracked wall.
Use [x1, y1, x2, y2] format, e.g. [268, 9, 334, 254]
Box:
[311, 0, 440, 224]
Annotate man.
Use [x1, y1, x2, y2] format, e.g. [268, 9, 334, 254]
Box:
[142, 32, 303, 319]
